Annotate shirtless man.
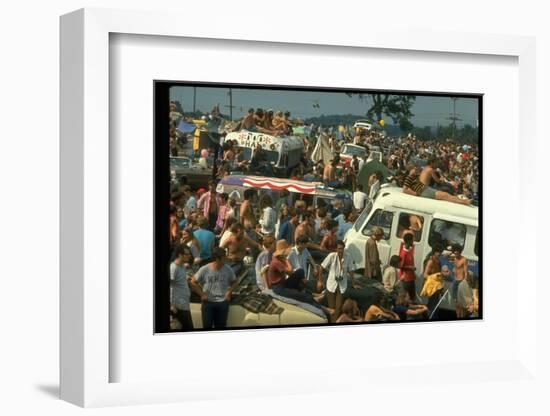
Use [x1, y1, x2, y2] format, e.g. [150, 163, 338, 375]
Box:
[241, 108, 256, 130]
[451, 244, 469, 317]
[294, 212, 316, 243]
[423, 245, 442, 278]
[418, 160, 471, 205]
[272, 111, 286, 131]
[220, 222, 261, 275]
[240, 189, 257, 231]
[323, 160, 340, 188]
[403, 165, 471, 206]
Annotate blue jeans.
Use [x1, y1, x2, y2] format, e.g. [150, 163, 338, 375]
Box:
[201, 300, 230, 329]
[452, 280, 460, 301]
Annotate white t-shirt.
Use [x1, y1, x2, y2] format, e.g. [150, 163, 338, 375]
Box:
[353, 191, 368, 210]
[383, 266, 398, 292]
[288, 247, 314, 279]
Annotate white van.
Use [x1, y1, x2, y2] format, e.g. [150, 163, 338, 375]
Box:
[345, 185, 479, 310]
[225, 130, 304, 176]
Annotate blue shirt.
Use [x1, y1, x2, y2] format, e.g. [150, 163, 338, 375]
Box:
[277, 219, 293, 243]
[195, 264, 236, 302]
[170, 262, 190, 310]
[337, 222, 353, 240]
[193, 228, 215, 260]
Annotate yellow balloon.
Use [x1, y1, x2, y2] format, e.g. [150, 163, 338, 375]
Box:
[379, 119, 385, 127]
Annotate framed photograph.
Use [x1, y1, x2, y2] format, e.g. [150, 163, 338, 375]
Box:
[155, 81, 482, 335]
[60, 8, 538, 408]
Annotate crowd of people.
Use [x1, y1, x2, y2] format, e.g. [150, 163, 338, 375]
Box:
[168, 100, 480, 331]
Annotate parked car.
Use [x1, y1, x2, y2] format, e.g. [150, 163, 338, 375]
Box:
[170, 156, 212, 188]
[339, 143, 367, 166]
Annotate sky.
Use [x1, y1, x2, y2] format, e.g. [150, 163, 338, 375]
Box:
[169, 85, 479, 128]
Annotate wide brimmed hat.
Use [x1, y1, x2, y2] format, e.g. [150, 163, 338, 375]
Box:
[274, 239, 292, 257]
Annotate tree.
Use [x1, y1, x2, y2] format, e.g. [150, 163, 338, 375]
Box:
[348, 93, 416, 132]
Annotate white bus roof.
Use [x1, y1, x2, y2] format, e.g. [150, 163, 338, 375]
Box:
[226, 131, 304, 152]
[373, 185, 478, 223]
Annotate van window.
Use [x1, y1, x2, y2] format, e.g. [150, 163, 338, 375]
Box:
[237, 147, 252, 161]
[396, 212, 424, 242]
[354, 200, 373, 232]
[362, 209, 394, 240]
[429, 219, 466, 250]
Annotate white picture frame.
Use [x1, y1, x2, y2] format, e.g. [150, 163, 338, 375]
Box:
[60, 8, 539, 408]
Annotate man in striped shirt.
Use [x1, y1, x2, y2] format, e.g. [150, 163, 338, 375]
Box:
[402, 166, 471, 206]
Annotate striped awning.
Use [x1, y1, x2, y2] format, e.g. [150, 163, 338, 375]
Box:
[242, 176, 320, 194]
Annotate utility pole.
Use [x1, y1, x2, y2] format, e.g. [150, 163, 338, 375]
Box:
[193, 86, 196, 115]
[447, 97, 462, 140]
[229, 88, 233, 121]
[224, 88, 236, 121]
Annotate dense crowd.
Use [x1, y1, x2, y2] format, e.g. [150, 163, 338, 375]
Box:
[168, 101, 479, 331]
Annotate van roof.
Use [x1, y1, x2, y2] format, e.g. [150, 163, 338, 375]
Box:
[219, 175, 349, 198]
[374, 185, 478, 221]
[226, 131, 304, 152]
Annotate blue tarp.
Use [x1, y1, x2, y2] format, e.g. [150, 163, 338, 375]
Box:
[176, 120, 196, 134]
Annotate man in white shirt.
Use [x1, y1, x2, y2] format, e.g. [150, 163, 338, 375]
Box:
[288, 235, 320, 291]
[319, 241, 356, 322]
[353, 184, 368, 211]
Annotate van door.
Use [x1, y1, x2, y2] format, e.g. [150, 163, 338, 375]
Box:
[360, 208, 395, 270]
[393, 210, 429, 274]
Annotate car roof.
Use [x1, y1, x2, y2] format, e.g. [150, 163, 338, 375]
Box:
[343, 144, 365, 149]
[374, 185, 478, 221]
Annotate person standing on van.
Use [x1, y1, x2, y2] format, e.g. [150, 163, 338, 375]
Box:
[364, 227, 384, 282]
[399, 233, 417, 302]
[353, 184, 368, 211]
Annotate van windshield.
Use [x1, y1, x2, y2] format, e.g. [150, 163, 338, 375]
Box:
[263, 150, 279, 164]
[354, 200, 373, 232]
[237, 147, 252, 161]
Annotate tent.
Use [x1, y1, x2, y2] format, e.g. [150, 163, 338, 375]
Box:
[357, 160, 393, 191]
[310, 133, 333, 165]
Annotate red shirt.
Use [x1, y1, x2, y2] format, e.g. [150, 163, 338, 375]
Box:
[399, 243, 416, 282]
[267, 256, 288, 288]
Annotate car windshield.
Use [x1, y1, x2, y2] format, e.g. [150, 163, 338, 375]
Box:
[343, 145, 366, 157]
[170, 158, 190, 168]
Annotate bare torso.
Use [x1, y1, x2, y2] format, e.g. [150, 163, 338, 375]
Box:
[454, 255, 468, 281]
